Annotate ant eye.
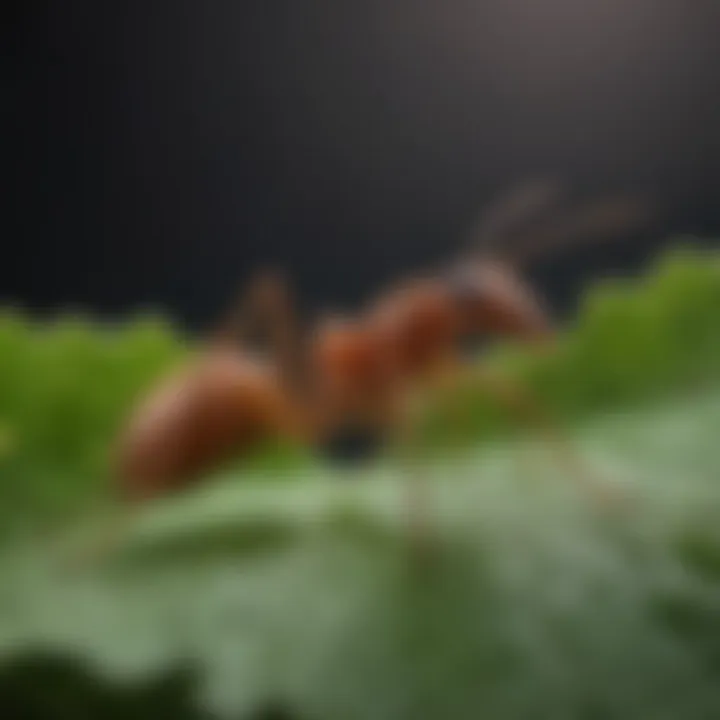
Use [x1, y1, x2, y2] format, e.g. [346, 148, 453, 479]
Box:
[445, 268, 486, 306]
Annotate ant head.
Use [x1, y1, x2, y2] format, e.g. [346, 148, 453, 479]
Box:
[447, 179, 653, 345]
[444, 257, 554, 344]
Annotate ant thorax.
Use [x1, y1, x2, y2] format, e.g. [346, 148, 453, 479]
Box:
[368, 281, 460, 378]
[310, 318, 397, 411]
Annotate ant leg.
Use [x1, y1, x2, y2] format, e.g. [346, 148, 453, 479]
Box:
[427, 359, 548, 501]
[469, 367, 627, 509]
[388, 391, 435, 566]
[213, 270, 314, 402]
[210, 270, 291, 347]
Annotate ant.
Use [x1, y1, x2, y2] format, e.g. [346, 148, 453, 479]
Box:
[108, 179, 650, 528]
[299, 181, 649, 466]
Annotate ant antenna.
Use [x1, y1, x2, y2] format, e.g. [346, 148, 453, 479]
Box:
[461, 178, 653, 268]
[500, 193, 653, 268]
[464, 177, 566, 257]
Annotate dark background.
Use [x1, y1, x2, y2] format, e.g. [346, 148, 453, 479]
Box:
[4, 0, 720, 332]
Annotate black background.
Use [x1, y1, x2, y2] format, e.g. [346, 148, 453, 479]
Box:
[5, 1, 720, 332]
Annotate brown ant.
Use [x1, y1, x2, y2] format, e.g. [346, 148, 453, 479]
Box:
[102, 179, 649, 556]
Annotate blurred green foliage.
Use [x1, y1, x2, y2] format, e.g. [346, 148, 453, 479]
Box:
[2, 384, 720, 719]
[0, 311, 188, 528]
[1, 245, 720, 718]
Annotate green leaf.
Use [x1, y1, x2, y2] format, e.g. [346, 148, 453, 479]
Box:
[0, 388, 718, 718]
